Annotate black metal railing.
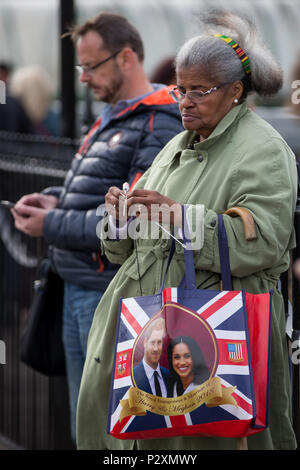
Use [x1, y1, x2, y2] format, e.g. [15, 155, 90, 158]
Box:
[0, 131, 78, 449]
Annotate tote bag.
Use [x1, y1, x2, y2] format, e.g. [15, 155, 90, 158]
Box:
[107, 210, 271, 440]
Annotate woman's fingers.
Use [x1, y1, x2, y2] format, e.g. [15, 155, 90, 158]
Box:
[127, 190, 165, 207]
[105, 186, 126, 219]
[105, 188, 179, 223]
[127, 190, 159, 219]
[127, 190, 178, 222]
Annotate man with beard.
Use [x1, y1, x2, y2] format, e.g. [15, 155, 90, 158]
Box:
[133, 318, 169, 397]
[12, 12, 183, 442]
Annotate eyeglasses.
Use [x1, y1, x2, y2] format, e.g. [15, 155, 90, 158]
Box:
[169, 84, 225, 104]
[75, 49, 121, 75]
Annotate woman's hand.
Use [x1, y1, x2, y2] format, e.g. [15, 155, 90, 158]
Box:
[105, 186, 126, 220]
[127, 189, 182, 226]
[105, 187, 182, 226]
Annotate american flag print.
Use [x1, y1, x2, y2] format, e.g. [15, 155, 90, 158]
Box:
[227, 342, 244, 362]
[108, 287, 264, 440]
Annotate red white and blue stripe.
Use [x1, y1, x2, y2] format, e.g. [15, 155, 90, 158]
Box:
[108, 286, 259, 440]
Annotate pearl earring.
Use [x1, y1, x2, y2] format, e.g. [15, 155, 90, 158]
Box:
[234, 98, 239, 104]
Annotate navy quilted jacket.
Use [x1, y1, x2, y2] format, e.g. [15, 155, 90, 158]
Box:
[43, 86, 183, 290]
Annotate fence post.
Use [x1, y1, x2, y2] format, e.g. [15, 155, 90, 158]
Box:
[60, 0, 75, 139]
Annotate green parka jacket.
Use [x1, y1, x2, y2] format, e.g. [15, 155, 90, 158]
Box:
[77, 103, 298, 450]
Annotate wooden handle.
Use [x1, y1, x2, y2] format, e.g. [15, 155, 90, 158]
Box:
[224, 207, 257, 241]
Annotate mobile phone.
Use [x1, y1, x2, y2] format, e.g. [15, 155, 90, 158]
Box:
[0, 200, 15, 209]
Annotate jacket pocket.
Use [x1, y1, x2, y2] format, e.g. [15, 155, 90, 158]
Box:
[125, 251, 156, 280]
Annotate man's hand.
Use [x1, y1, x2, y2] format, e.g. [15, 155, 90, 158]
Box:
[16, 193, 58, 210]
[11, 192, 58, 237]
[12, 204, 48, 237]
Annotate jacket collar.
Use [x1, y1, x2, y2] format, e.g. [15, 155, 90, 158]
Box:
[190, 102, 249, 150]
[115, 85, 176, 118]
[157, 102, 249, 168]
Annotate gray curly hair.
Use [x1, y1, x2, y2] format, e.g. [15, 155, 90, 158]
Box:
[175, 9, 283, 98]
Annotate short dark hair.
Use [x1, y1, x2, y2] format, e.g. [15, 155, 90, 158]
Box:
[69, 12, 144, 62]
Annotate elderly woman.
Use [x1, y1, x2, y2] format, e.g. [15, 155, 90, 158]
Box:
[77, 10, 297, 450]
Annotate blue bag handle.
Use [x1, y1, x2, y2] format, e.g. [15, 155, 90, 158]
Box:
[179, 210, 232, 290]
[158, 237, 175, 294]
[158, 207, 233, 292]
[181, 205, 197, 289]
[217, 214, 233, 291]
[158, 205, 196, 293]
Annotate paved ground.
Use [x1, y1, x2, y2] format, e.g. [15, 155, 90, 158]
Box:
[0, 434, 23, 450]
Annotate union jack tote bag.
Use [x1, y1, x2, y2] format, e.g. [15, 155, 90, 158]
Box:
[108, 211, 271, 440]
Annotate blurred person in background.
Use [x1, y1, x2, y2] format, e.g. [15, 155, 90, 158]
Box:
[288, 52, 300, 118]
[10, 65, 60, 136]
[294, 258, 300, 279]
[11, 12, 183, 442]
[150, 55, 176, 86]
[0, 62, 12, 84]
[0, 61, 35, 134]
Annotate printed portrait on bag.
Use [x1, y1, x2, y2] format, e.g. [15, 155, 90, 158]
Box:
[131, 303, 219, 398]
[110, 283, 270, 439]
